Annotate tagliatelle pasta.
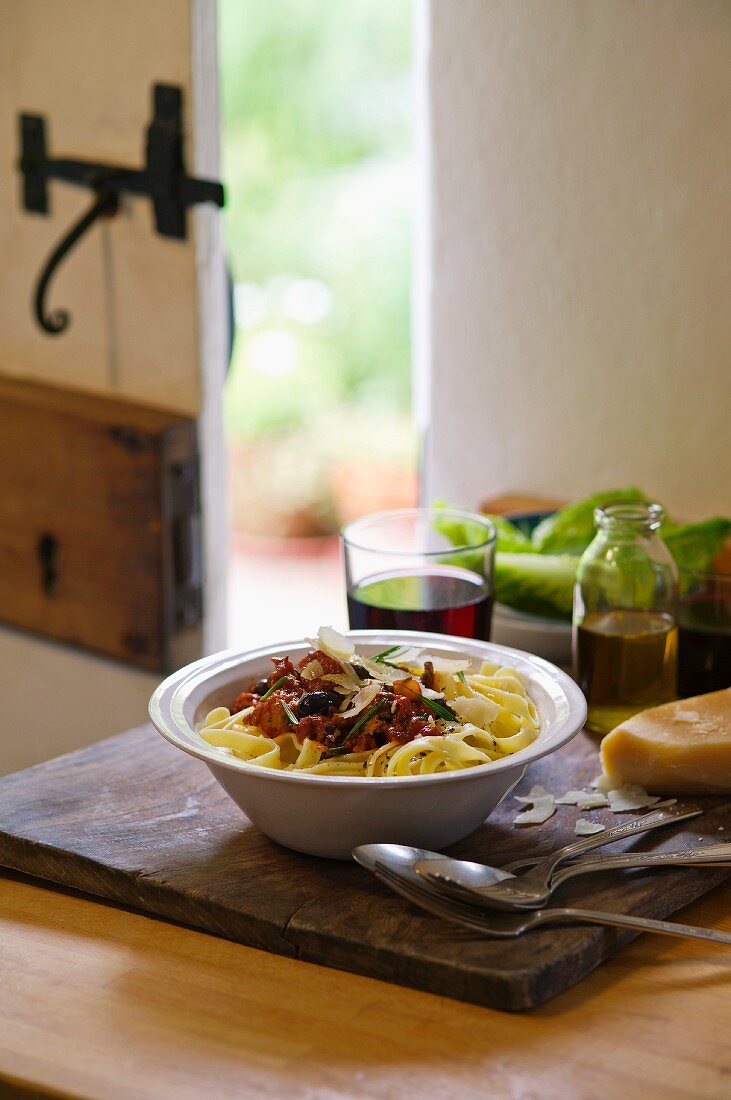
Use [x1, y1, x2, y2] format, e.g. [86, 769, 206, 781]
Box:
[198, 629, 540, 778]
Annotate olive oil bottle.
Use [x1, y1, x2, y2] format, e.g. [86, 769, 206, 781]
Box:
[573, 504, 678, 734]
[576, 609, 678, 732]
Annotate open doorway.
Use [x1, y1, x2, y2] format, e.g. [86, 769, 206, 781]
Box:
[219, 0, 416, 647]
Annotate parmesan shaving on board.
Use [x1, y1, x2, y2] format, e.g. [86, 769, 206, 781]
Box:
[514, 784, 552, 805]
[513, 785, 556, 826]
[575, 819, 606, 836]
[555, 789, 610, 810]
[574, 792, 610, 810]
[554, 789, 587, 805]
[510, 779, 664, 828]
[607, 785, 662, 812]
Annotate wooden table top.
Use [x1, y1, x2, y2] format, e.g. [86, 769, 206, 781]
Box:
[1, 870, 729, 1100]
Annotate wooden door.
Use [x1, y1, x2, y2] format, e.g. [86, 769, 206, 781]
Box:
[0, 0, 227, 772]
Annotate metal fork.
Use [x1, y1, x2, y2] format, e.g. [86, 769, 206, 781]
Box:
[419, 844, 731, 909]
[411, 802, 703, 910]
[357, 856, 731, 946]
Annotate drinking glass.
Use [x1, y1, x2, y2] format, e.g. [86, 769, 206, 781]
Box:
[678, 569, 731, 696]
[341, 508, 496, 640]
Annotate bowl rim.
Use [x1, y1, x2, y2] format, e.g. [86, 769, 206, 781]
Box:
[149, 630, 586, 788]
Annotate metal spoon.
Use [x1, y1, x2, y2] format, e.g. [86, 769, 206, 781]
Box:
[416, 842, 731, 909]
[411, 802, 703, 910]
[355, 848, 731, 947]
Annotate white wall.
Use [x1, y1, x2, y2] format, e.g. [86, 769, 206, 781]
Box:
[422, 0, 731, 519]
[0, 630, 158, 774]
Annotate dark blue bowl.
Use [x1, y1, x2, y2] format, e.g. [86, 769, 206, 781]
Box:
[503, 509, 555, 538]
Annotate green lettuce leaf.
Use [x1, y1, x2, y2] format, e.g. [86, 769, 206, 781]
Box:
[432, 500, 531, 554]
[481, 514, 533, 554]
[493, 553, 578, 619]
[530, 487, 650, 555]
[664, 518, 731, 574]
[431, 500, 491, 550]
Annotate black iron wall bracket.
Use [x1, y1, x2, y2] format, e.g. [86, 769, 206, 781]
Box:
[18, 83, 225, 336]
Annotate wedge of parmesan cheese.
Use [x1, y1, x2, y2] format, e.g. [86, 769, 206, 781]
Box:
[600, 689, 731, 795]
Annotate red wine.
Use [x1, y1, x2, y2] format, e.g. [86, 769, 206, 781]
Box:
[678, 597, 731, 696]
[347, 568, 493, 640]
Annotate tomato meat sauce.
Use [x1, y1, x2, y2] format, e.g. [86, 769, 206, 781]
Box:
[230, 650, 449, 755]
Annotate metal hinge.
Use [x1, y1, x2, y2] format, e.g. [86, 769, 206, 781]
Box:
[160, 434, 205, 673]
[18, 83, 225, 335]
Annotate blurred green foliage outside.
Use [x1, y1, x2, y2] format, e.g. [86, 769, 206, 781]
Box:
[220, 0, 414, 461]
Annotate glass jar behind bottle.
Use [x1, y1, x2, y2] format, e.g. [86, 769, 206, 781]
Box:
[573, 503, 678, 735]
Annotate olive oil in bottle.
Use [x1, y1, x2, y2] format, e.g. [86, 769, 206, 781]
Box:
[573, 503, 679, 735]
[576, 609, 678, 733]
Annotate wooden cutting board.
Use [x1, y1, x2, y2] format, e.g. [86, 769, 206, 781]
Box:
[0, 725, 727, 1012]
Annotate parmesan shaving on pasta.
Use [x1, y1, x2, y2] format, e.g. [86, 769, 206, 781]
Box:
[321, 673, 360, 694]
[314, 626, 355, 660]
[300, 659, 324, 681]
[390, 649, 472, 675]
[354, 657, 406, 685]
[338, 682, 382, 719]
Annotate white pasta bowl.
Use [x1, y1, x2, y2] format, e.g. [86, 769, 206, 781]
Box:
[149, 631, 586, 859]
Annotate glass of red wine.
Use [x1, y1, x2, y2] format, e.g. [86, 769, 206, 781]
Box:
[342, 508, 496, 641]
[678, 568, 731, 696]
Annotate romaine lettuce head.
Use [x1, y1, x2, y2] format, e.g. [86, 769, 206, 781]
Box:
[663, 518, 731, 574]
[433, 496, 730, 622]
[531, 487, 650, 555]
[494, 553, 578, 620]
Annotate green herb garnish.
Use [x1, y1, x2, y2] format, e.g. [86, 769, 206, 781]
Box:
[346, 699, 387, 739]
[320, 745, 350, 759]
[457, 671, 466, 684]
[419, 694, 458, 722]
[259, 675, 287, 701]
[373, 645, 404, 664]
[280, 698, 298, 725]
